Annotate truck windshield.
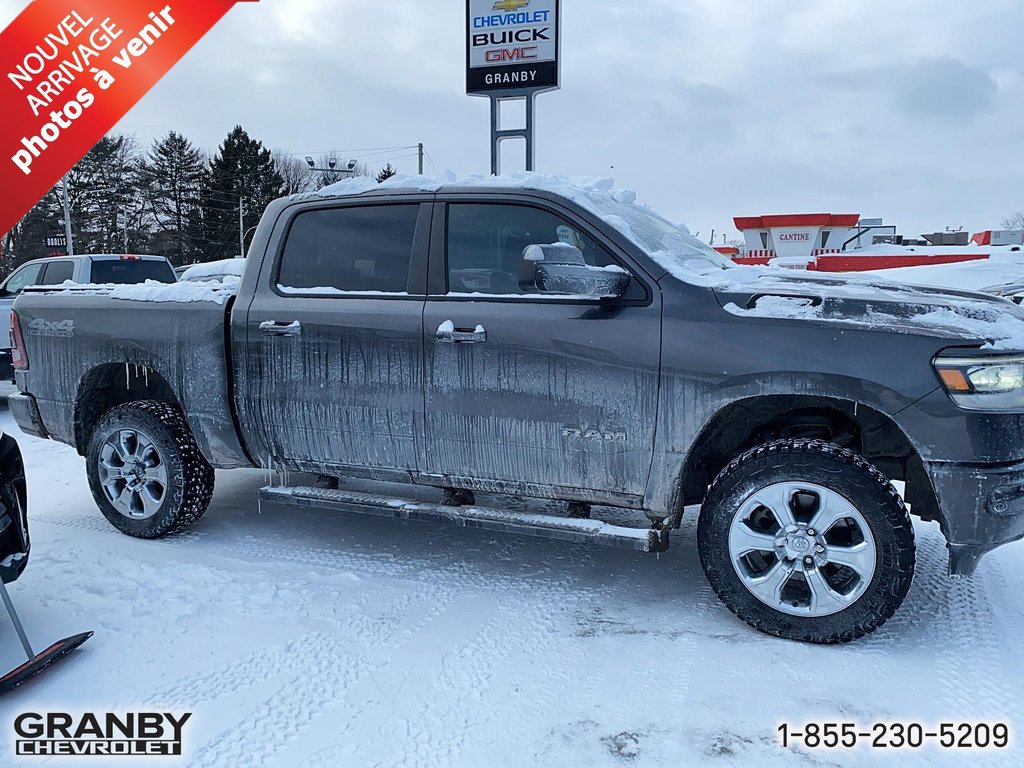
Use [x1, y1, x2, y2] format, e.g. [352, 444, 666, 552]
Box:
[585, 196, 735, 277]
[91, 259, 176, 285]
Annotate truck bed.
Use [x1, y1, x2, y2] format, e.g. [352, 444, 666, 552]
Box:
[11, 282, 252, 468]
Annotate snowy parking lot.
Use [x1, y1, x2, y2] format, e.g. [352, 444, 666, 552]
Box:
[2, 399, 1024, 767]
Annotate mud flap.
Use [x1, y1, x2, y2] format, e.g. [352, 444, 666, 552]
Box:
[0, 580, 92, 696]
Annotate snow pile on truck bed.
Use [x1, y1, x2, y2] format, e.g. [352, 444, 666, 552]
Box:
[50, 277, 240, 305]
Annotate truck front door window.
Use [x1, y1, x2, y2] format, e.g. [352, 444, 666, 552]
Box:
[278, 205, 420, 294]
[446, 204, 615, 296]
[2, 264, 43, 296]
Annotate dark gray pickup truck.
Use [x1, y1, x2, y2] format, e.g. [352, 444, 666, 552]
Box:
[10, 177, 1024, 643]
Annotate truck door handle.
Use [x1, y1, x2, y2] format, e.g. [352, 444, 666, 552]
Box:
[436, 322, 487, 344]
[259, 320, 302, 337]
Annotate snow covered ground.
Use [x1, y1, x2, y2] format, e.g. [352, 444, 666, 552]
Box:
[866, 250, 1024, 292]
[2, 401, 1024, 767]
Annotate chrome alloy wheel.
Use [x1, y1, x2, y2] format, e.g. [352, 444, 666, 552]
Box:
[728, 482, 877, 617]
[97, 429, 168, 520]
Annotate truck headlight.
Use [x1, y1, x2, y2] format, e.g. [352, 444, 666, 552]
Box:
[934, 354, 1024, 411]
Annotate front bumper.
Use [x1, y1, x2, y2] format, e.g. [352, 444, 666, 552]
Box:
[927, 459, 1024, 575]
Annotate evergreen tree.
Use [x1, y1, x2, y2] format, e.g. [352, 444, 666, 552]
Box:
[0, 192, 62, 277]
[376, 163, 397, 183]
[67, 134, 148, 254]
[140, 131, 206, 265]
[199, 126, 285, 260]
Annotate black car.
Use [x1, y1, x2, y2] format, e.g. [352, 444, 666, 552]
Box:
[0, 430, 28, 585]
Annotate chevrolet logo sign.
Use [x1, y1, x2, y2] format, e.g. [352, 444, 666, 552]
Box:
[493, 0, 530, 11]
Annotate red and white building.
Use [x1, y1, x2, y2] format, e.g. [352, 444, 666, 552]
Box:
[728, 213, 1016, 272]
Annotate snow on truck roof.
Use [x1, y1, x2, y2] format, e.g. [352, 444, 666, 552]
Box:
[312, 172, 736, 285]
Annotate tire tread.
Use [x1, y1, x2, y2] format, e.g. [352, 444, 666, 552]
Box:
[699, 439, 916, 644]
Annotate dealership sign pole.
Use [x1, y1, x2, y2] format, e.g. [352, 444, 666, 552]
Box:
[466, 0, 561, 174]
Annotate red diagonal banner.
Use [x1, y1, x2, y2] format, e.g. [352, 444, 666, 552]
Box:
[0, 0, 258, 238]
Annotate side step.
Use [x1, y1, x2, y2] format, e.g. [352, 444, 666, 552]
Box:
[258, 486, 669, 553]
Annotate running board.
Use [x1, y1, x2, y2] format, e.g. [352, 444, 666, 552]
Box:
[258, 486, 669, 553]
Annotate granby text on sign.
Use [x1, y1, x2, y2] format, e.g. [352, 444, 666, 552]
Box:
[466, 0, 560, 95]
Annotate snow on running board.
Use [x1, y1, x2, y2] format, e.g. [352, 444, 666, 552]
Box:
[259, 486, 666, 552]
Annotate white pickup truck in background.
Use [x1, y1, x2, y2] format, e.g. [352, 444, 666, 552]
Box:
[1, 254, 176, 380]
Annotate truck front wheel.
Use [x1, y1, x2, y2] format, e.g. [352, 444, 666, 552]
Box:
[86, 401, 215, 538]
[697, 439, 915, 644]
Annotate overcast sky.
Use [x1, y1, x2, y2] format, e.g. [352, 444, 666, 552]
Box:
[3, 0, 1022, 242]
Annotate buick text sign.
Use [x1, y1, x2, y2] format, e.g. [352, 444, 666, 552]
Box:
[466, 0, 560, 95]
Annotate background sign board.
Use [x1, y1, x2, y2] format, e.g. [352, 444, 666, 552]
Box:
[45, 236, 67, 249]
[467, 0, 560, 95]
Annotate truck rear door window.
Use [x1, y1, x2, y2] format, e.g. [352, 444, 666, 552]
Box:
[91, 260, 176, 284]
[277, 205, 419, 294]
[39, 261, 74, 285]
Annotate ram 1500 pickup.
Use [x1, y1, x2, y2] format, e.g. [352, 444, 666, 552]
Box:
[10, 176, 1024, 643]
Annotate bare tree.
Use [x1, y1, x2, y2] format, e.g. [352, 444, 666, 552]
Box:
[1002, 211, 1024, 230]
[273, 150, 317, 196]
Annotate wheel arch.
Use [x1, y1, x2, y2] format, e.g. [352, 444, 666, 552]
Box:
[74, 363, 181, 455]
[679, 394, 940, 524]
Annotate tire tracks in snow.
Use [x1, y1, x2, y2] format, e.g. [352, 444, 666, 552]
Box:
[138, 587, 460, 768]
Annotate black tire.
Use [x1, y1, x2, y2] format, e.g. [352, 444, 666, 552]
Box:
[86, 400, 214, 538]
[697, 439, 915, 644]
[0, 433, 29, 583]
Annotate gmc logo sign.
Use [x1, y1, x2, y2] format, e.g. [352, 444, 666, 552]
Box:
[485, 46, 538, 62]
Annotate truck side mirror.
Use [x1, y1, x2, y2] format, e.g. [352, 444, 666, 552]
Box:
[521, 243, 631, 299]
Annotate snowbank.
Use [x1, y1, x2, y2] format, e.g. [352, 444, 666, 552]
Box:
[866, 251, 1024, 292]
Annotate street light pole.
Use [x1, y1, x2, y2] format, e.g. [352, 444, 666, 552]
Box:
[61, 175, 74, 257]
[239, 196, 245, 257]
[418, 143, 424, 175]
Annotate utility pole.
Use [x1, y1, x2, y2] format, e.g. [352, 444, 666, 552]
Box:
[239, 196, 245, 257]
[418, 143, 424, 175]
[61, 175, 74, 257]
[122, 208, 128, 253]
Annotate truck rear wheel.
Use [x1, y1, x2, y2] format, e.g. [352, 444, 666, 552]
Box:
[86, 400, 215, 538]
[697, 439, 915, 644]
